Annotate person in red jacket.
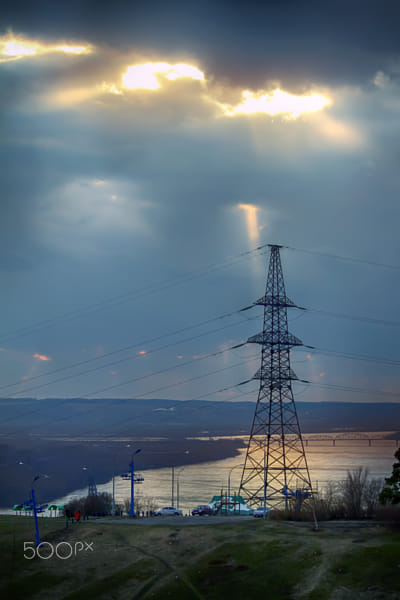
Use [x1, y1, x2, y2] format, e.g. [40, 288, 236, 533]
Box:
[75, 510, 82, 522]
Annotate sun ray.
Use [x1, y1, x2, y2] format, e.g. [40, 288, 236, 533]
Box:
[238, 203, 260, 243]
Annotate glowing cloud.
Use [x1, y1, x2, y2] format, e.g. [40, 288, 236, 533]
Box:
[56, 45, 89, 55]
[224, 89, 331, 119]
[122, 62, 204, 90]
[0, 32, 92, 62]
[33, 353, 51, 361]
[139, 350, 147, 355]
[98, 82, 123, 95]
[238, 204, 260, 242]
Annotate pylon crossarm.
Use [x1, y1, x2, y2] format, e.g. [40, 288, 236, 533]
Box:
[254, 294, 301, 308]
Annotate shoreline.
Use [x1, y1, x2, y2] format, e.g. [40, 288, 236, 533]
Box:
[0, 435, 245, 508]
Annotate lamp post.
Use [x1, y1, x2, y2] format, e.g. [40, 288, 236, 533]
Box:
[31, 474, 49, 546]
[18, 463, 48, 545]
[128, 449, 141, 517]
[171, 466, 174, 507]
[263, 447, 267, 519]
[176, 467, 184, 511]
[111, 474, 115, 516]
[227, 464, 244, 512]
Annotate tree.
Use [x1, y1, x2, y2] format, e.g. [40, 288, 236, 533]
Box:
[83, 492, 112, 515]
[338, 467, 382, 519]
[379, 448, 400, 505]
[65, 492, 112, 516]
[123, 495, 157, 516]
[339, 467, 368, 519]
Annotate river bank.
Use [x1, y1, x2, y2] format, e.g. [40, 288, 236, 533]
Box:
[0, 435, 245, 508]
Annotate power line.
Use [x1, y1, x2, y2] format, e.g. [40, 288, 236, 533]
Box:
[245, 298, 400, 329]
[3, 299, 398, 397]
[306, 347, 400, 368]
[0, 244, 269, 344]
[2, 242, 397, 347]
[1, 352, 260, 434]
[86, 352, 258, 398]
[0, 310, 257, 394]
[312, 381, 400, 400]
[285, 245, 400, 271]
[307, 308, 400, 328]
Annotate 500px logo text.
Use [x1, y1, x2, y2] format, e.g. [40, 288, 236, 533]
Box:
[24, 541, 94, 560]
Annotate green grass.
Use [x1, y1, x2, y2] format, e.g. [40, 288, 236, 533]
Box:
[0, 571, 67, 598]
[320, 543, 400, 596]
[62, 558, 157, 600]
[149, 540, 322, 600]
[1, 517, 400, 599]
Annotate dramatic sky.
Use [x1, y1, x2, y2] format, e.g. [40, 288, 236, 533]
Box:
[1, 0, 400, 408]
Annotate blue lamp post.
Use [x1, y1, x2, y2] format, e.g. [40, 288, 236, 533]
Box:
[31, 476, 41, 546]
[130, 449, 141, 517]
[121, 449, 143, 517]
[31, 474, 48, 546]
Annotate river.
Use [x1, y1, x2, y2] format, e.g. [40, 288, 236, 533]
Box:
[47, 433, 398, 515]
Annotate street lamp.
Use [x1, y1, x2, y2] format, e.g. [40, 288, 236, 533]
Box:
[18, 462, 49, 545]
[227, 464, 244, 514]
[31, 474, 49, 546]
[176, 467, 184, 511]
[263, 448, 267, 519]
[121, 449, 143, 517]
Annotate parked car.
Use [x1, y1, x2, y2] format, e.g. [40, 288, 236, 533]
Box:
[155, 506, 182, 516]
[191, 504, 214, 516]
[253, 506, 270, 518]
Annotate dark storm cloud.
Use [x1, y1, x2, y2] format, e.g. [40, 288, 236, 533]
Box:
[3, 0, 400, 89]
[1, 0, 399, 401]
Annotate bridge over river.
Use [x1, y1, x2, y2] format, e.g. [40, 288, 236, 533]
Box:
[302, 433, 399, 447]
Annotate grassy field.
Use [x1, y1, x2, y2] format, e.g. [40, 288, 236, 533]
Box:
[0, 516, 399, 599]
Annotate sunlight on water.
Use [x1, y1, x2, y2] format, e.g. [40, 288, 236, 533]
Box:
[51, 433, 398, 515]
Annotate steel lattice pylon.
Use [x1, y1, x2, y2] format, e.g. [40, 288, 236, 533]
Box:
[88, 476, 98, 497]
[239, 245, 314, 512]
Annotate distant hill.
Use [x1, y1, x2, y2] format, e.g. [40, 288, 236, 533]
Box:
[1, 397, 400, 437]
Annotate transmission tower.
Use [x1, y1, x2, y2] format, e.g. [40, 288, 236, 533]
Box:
[88, 476, 98, 497]
[239, 245, 314, 513]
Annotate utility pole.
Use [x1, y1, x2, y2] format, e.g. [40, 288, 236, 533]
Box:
[239, 245, 316, 520]
[171, 466, 175, 507]
[121, 449, 143, 517]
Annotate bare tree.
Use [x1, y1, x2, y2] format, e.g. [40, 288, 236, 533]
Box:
[123, 495, 157, 516]
[364, 477, 383, 518]
[338, 467, 382, 519]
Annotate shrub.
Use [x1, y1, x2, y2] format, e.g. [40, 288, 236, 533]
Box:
[379, 447, 400, 506]
[65, 492, 112, 516]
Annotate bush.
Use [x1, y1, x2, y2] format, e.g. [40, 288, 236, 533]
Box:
[314, 468, 383, 520]
[65, 492, 112, 517]
[379, 447, 400, 506]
